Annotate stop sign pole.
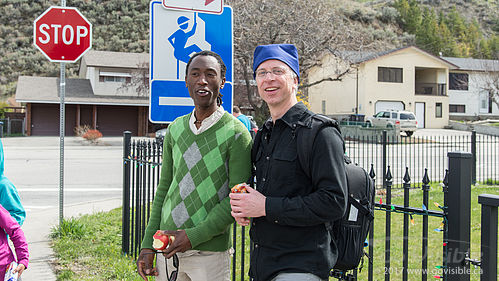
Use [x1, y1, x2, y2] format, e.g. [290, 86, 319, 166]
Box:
[33, 1, 92, 227]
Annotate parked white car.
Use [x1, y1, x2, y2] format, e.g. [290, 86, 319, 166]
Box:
[366, 110, 418, 137]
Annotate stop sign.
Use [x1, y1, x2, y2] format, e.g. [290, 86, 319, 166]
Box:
[33, 6, 92, 63]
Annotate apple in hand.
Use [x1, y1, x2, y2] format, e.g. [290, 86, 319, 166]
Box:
[231, 183, 249, 193]
[152, 230, 174, 251]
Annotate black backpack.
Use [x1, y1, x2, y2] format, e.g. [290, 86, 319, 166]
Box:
[295, 114, 375, 273]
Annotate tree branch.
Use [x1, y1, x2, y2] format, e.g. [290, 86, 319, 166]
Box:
[300, 69, 351, 88]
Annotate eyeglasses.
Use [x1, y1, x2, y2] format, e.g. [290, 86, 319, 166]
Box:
[143, 251, 178, 281]
[255, 67, 287, 78]
[166, 253, 179, 281]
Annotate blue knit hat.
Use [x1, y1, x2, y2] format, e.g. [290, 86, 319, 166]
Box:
[253, 44, 300, 81]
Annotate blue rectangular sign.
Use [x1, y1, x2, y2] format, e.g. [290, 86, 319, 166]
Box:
[149, 1, 233, 123]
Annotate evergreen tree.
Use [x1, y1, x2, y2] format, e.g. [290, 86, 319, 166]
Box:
[478, 39, 492, 59]
[488, 35, 499, 59]
[439, 21, 459, 57]
[416, 8, 440, 54]
[444, 7, 468, 45]
[394, 0, 422, 34]
[467, 20, 482, 58]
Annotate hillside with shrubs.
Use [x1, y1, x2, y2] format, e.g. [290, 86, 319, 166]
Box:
[0, 0, 497, 101]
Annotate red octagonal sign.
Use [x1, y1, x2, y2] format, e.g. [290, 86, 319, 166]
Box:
[34, 6, 92, 63]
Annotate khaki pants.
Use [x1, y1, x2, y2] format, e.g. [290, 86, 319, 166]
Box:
[156, 250, 230, 281]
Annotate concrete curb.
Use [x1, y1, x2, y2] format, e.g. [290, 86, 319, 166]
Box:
[449, 120, 499, 136]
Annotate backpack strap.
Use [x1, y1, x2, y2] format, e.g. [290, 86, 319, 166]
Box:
[251, 128, 262, 164]
[349, 195, 374, 220]
[248, 128, 263, 187]
[295, 114, 344, 179]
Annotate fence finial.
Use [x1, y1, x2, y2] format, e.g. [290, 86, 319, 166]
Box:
[422, 168, 430, 185]
[369, 164, 375, 179]
[386, 165, 392, 181]
[403, 167, 411, 183]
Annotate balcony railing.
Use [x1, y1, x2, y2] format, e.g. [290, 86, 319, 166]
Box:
[415, 83, 447, 96]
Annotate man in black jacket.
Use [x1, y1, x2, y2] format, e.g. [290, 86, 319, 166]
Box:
[229, 44, 348, 281]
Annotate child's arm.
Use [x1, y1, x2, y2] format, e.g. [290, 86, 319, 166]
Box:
[0, 182, 26, 225]
[0, 204, 29, 272]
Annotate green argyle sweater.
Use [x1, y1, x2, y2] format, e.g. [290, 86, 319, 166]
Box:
[141, 112, 252, 251]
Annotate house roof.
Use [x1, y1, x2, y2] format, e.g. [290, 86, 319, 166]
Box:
[15, 76, 148, 106]
[441, 57, 499, 72]
[81, 50, 149, 69]
[334, 49, 398, 64]
[335, 46, 458, 68]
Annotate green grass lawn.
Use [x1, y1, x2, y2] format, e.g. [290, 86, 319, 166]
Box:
[51, 184, 499, 280]
[51, 209, 144, 281]
[356, 184, 499, 281]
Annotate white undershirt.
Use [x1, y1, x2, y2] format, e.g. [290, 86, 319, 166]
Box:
[189, 106, 225, 135]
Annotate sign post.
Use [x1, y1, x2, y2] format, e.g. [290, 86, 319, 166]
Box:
[149, 0, 232, 123]
[33, 4, 92, 227]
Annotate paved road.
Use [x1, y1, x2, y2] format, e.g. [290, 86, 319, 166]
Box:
[2, 136, 128, 280]
[3, 136, 124, 211]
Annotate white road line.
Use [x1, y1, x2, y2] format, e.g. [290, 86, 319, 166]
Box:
[24, 205, 54, 212]
[23, 206, 54, 209]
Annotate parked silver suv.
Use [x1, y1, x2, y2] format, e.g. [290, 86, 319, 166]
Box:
[366, 110, 418, 137]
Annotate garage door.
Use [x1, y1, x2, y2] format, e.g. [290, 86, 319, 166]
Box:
[97, 106, 138, 136]
[375, 101, 405, 114]
[31, 104, 76, 136]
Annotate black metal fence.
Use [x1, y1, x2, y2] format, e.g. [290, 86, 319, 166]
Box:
[0, 118, 25, 137]
[121, 132, 163, 257]
[345, 131, 499, 188]
[122, 131, 498, 280]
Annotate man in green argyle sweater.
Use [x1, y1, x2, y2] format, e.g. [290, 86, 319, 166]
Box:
[137, 51, 252, 281]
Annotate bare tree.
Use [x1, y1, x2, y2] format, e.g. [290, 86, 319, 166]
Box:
[119, 61, 149, 97]
[225, 0, 381, 122]
[477, 63, 499, 110]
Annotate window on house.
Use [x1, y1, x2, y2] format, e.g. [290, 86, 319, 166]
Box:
[481, 99, 487, 110]
[99, 76, 130, 83]
[378, 67, 403, 83]
[99, 71, 132, 83]
[449, 73, 468, 90]
[489, 96, 493, 114]
[449, 104, 465, 113]
[321, 100, 326, 114]
[435, 103, 442, 118]
[480, 92, 488, 113]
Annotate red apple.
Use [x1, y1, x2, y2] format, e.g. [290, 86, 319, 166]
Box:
[152, 230, 174, 251]
[231, 183, 249, 193]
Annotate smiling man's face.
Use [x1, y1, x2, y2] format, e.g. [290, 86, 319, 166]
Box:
[255, 59, 298, 109]
[185, 55, 225, 110]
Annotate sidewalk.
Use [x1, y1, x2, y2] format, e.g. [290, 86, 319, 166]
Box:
[21, 198, 122, 281]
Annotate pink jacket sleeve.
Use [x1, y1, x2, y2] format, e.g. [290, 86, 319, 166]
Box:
[0, 204, 29, 268]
